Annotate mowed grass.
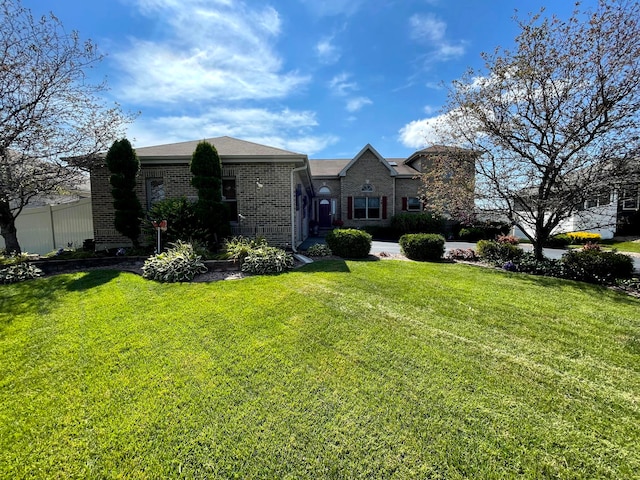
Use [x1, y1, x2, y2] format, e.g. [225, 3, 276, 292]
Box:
[603, 239, 640, 254]
[1, 261, 639, 479]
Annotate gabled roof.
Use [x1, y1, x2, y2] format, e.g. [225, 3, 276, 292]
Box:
[404, 144, 479, 166]
[134, 136, 304, 159]
[338, 144, 397, 177]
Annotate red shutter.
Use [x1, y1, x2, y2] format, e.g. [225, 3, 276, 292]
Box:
[382, 196, 388, 219]
[402, 197, 407, 211]
[347, 196, 353, 220]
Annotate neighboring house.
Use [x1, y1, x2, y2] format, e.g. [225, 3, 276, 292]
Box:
[90, 137, 474, 250]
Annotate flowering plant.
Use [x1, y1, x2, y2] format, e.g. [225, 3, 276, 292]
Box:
[332, 219, 344, 227]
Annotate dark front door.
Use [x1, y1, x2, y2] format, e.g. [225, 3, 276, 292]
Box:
[319, 199, 331, 227]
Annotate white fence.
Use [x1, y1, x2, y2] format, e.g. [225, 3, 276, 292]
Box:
[0, 198, 94, 254]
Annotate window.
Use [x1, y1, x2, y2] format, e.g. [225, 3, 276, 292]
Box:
[407, 197, 422, 211]
[222, 178, 238, 221]
[621, 185, 640, 210]
[354, 197, 380, 219]
[146, 178, 165, 210]
[318, 186, 331, 195]
[585, 189, 611, 209]
[361, 183, 374, 193]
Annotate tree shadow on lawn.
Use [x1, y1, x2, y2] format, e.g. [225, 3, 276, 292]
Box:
[65, 269, 122, 292]
[297, 259, 351, 273]
[0, 275, 71, 322]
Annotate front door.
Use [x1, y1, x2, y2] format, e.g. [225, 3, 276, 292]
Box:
[319, 199, 331, 227]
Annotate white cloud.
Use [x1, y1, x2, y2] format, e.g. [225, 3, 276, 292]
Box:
[409, 13, 466, 62]
[399, 115, 447, 148]
[346, 97, 373, 112]
[329, 73, 357, 96]
[423, 104, 438, 115]
[316, 36, 341, 64]
[114, 0, 308, 104]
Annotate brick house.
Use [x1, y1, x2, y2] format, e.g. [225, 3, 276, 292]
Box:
[90, 136, 473, 250]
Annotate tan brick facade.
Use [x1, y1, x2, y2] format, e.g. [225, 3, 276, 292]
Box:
[90, 138, 472, 251]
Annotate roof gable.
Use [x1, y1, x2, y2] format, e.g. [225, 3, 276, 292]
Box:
[338, 144, 397, 177]
[134, 136, 303, 158]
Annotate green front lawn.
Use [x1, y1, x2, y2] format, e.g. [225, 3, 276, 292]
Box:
[603, 239, 640, 254]
[1, 261, 639, 478]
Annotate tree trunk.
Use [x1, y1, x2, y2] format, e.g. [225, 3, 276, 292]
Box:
[0, 200, 21, 254]
[532, 241, 544, 260]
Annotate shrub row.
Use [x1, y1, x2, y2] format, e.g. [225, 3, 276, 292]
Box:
[475, 240, 634, 285]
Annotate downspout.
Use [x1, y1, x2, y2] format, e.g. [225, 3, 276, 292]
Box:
[291, 164, 309, 252]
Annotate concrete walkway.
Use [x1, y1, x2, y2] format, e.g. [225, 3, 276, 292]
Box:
[298, 237, 640, 272]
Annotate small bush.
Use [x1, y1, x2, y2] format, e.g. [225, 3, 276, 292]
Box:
[325, 229, 372, 259]
[516, 253, 565, 277]
[446, 248, 478, 261]
[0, 262, 43, 284]
[241, 246, 294, 274]
[567, 231, 601, 244]
[223, 236, 267, 263]
[145, 197, 206, 246]
[561, 249, 634, 284]
[399, 233, 445, 261]
[458, 222, 510, 241]
[476, 240, 523, 265]
[305, 243, 332, 257]
[545, 234, 571, 248]
[142, 241, 207, 282]
[0, 252, 31, 266]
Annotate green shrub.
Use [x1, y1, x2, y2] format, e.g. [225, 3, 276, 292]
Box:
[0, 252, 30, 266]
[390, 213, 445, 236]
[142, 241, 207, 282]
[305, 243, 332, 257]
[224, 236, 268, 263]
[477, 240, 523, 265]
[516, 252, 565, 277]
[545, 234, 571, 248]
[0, 262, 43, 284]
[399, 233, 445, 261]
[458, 227, 486, 242]
[561, 249, 634, 284]
[145, 197, 206, 246]
[325, 229, 372, 258]
[241, 246, 294, 274]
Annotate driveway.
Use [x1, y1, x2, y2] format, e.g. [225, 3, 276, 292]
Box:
[371, 240, 640, 272]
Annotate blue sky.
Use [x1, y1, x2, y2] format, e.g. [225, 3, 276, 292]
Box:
[22, 0, 596, 159]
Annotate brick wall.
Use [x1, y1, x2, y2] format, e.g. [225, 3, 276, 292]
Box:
[340, 149, 395, 228]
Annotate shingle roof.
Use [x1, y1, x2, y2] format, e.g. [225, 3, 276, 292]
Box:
[309, 159, 350, 176]
[134, 136, 303, 158]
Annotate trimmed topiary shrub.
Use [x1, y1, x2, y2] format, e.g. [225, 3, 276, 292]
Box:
[561, 249, 634, 284]
[399, 233, 445, 261]
[142, 241, 207, 282]
[241, 246, 294, 274]
[476, 240, 523, 265]
[325, 229, 372, 259]
[516, 252, 565, 277]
